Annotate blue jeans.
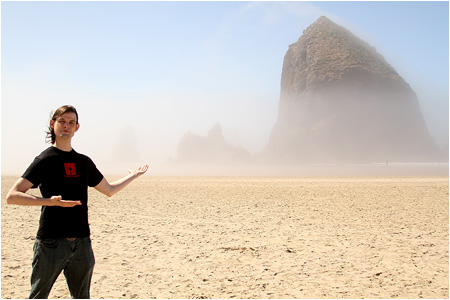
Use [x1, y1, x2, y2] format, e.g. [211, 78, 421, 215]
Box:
[29, 237, 95, 299]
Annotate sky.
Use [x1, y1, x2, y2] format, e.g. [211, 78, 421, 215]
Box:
[1, 1, 449, 175]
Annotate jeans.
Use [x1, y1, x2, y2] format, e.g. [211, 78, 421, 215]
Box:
[29, 237, 95, 299]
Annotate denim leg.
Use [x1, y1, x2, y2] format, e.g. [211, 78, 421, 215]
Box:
[29, 239, 68, 299]
[64, 237, 95, 299]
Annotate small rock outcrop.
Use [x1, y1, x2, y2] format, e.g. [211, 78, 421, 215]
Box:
[176, 124, 253, 165]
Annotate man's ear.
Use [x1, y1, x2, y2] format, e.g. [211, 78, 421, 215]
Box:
[50, 119, 55, 129]
[75, 123, 80, 132]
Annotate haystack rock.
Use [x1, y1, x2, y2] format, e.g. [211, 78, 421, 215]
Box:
[263, 16, 439, 164]
[176, 124, 253, 165]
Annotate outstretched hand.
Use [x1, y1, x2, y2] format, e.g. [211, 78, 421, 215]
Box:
[94, 165, 149, 197]
[128, 164, 149, 177]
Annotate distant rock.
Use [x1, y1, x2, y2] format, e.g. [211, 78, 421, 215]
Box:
[176, 124, 253, 165]
[113, 126, 140, 163]
[263, 16, 440, 163]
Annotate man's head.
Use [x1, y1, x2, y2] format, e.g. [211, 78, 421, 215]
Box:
[46, 105, 80, 144]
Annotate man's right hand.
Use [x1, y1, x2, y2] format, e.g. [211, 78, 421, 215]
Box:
[49, 195, 82, 207]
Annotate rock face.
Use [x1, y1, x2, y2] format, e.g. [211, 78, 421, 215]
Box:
[176, 124, 253, 165]
[264, 16, 439, 163]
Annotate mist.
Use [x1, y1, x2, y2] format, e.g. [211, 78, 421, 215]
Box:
[1, 76, 447, 177]
[1, 1, 448, 177]
[0, 86, 279, 175]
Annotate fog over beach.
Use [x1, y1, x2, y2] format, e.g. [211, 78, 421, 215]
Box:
[1, 1, 448, 176]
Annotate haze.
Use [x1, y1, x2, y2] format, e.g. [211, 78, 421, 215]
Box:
[2, 1, 448, 176]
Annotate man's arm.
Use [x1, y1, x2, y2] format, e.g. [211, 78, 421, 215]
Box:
[6, 178, 81, 207]
[94, 165, 148, 197]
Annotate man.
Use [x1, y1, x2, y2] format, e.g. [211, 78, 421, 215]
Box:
[6, 105, 148, 299]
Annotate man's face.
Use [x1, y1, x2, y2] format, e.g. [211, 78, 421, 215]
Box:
[51, 112, 80, 141]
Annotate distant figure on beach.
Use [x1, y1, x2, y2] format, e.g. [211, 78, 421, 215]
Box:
[6, 105, 148, 299]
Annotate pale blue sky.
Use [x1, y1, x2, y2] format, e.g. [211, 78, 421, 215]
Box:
[2, 1, 449, 174]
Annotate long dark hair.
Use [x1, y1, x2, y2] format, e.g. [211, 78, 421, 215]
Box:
[46, 105, 79, 144]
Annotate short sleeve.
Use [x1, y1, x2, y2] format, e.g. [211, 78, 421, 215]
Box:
[87, 158, 104, 187]
[22, 157, 43, 189]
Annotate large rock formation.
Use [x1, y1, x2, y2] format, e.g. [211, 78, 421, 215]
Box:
[176, 124, 253, 165]
[264, 16, 439, 164]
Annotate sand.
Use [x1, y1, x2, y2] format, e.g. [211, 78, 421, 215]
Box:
[1, 175, 448, 299]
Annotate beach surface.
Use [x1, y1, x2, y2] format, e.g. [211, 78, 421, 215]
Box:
[1, 175, 448, 299]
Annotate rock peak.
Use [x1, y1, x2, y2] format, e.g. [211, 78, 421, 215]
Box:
[315, 15, 333, 23]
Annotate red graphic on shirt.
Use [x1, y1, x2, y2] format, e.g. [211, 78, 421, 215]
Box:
[64, 163, 79, 178]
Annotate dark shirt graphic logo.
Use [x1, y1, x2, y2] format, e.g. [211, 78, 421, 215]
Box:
[64, 163, 79, 178]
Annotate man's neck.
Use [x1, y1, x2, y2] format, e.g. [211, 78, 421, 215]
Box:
[52, 140, 73, 152]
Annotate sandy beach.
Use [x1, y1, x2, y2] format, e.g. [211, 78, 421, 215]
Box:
[1, 175, 448, 299]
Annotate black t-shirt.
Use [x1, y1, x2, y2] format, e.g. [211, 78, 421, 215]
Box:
[22, 147, 104, 239]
